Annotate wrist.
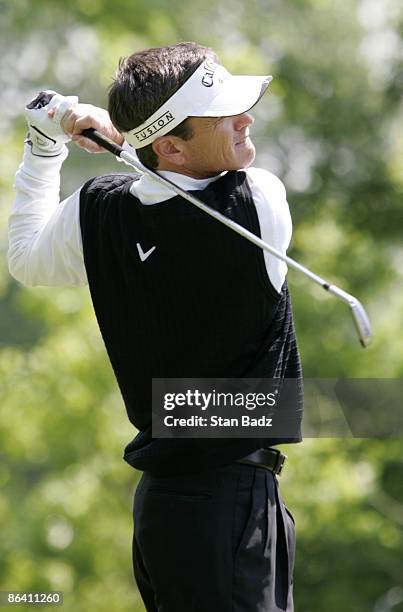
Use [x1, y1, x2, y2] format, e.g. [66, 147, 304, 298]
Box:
[24, 134, 66, 158]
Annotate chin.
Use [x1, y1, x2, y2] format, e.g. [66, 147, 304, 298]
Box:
[238, 149, 256, 170]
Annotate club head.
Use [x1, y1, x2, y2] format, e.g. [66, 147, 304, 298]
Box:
[325, 284, 372, 348]
[349, 299, 372, 348]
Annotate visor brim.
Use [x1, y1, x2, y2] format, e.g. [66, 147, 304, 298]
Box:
[194, 75, 272, 118]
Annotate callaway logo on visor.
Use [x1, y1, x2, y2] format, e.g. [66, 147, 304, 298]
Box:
[123, 60, 273, 149]
[201, 59, 219, 87]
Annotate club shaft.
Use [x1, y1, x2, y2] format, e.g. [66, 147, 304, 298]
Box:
[82, 128, 124, 156]
[82, 128, 372, 346]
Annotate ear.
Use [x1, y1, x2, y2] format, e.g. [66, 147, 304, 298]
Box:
[152, 136, 186, 167]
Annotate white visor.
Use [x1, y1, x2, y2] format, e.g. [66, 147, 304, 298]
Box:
[123, 59, 272, 149]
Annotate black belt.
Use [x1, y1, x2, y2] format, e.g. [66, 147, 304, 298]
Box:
[236, 448, 287, 476]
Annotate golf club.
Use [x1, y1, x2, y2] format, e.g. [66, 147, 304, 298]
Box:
[82, 127, 373, 348]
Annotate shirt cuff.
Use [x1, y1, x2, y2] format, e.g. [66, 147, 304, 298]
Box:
[20, 142, 69, 182]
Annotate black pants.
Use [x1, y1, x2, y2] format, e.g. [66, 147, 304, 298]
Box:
[132, 462, 295, 611]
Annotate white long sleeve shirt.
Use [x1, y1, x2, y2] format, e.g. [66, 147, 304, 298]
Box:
[8, 143, 292, 293]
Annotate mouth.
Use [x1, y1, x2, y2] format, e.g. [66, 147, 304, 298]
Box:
[235, 135, 252, 147]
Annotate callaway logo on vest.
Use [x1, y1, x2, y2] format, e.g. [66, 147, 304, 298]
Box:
[137, 243, 156, 262]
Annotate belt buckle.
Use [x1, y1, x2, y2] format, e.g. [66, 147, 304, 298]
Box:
[272, 449, 287, 476]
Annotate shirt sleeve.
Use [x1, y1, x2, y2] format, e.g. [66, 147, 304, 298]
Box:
[245, 167, 292, 294]
[8, 143, 88, 287]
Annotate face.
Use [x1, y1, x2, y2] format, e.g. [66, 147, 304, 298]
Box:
[168, 113, 256, 179]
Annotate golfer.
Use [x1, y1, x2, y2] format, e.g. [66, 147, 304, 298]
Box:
[8, 42, 303, 611]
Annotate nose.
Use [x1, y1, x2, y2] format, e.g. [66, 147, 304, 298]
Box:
[234, 112, 254, 129]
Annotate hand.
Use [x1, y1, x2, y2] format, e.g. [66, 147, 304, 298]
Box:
[60, 104, 124, 153]
[25, 91, 78, 157]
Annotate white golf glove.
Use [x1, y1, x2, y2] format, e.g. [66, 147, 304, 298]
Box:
[25, 90, 78, 156]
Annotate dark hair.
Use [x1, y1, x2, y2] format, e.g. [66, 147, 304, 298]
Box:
[108, 42, 218, 169]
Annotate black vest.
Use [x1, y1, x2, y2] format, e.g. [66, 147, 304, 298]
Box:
[79, 170, 303, 475]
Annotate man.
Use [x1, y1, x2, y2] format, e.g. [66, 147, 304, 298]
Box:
[8, 42, 303, 611]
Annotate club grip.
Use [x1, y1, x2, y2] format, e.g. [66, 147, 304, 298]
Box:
[82, 128, 123, 156]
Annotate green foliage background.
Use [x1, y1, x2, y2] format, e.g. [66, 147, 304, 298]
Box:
[1, 0, 402, 610]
